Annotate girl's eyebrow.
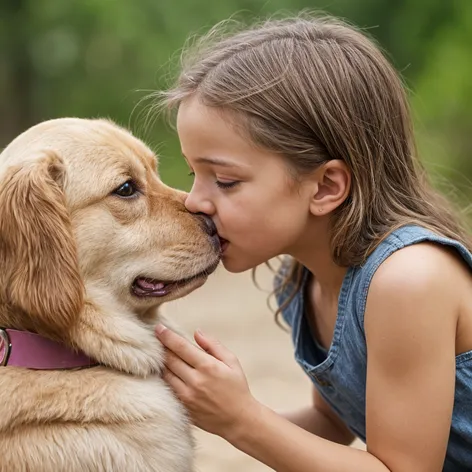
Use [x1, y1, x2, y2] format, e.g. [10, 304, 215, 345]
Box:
[183, 153, 248, 168]
[194, 156, 241, 167]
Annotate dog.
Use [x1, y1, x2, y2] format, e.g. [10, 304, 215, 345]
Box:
[0, 118, 221, 471]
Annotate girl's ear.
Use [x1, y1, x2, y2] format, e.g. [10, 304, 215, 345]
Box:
[310, 160, 351, 215]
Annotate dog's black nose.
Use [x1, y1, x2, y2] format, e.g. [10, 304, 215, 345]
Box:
[196, 213, 217, 237]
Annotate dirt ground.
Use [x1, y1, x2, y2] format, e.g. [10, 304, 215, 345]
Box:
[163, 264, 365, 472]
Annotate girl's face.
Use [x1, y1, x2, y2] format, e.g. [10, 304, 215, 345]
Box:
[176, 97, 316, 273]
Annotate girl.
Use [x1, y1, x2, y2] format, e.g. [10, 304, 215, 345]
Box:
[154, 14, 472, 472]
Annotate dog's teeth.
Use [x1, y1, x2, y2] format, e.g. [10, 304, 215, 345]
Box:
[139, 279, 165, 290]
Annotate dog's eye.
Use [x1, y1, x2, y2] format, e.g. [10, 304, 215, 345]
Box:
[113, 180, 137, 198]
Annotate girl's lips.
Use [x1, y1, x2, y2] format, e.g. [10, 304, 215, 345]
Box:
[218, 236, 229, 253]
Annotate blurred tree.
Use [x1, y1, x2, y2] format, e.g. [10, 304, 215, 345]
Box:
[412, 0, 472, 205]
[0, 0, 470, 197]
[0, 0, 38, 146]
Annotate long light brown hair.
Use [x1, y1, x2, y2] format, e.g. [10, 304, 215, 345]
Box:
[155, 13, 472, 318]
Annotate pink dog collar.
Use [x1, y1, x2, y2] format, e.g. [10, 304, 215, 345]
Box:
[0, 328, 97, 370]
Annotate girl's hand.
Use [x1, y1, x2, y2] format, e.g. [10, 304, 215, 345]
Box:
[155, 324, 259, 438]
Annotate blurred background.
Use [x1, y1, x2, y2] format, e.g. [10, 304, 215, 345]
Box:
[1, 1, 471, 470]
[1, 0, 472, 199]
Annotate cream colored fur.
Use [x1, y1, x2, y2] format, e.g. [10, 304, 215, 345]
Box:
[0, 118, 220, 471]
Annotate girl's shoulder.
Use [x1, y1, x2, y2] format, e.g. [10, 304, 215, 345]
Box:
[354, 224, 472, 293]
[368, 239, 469, 309]
[348, 225, 472, 320]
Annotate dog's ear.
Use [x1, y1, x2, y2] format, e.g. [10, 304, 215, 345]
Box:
[0, 151, 83, 340]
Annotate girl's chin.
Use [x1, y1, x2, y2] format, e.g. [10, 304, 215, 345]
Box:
[221, 251, 267, 274]
[221, 258, 245, 273]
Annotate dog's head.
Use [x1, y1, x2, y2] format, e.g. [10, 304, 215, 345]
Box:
[0, 118, 220, 341]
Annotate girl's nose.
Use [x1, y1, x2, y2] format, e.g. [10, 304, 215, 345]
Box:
[184, 188, 215, 215]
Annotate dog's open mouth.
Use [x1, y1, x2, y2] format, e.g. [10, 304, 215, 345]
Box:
[131, 260, 220, 298]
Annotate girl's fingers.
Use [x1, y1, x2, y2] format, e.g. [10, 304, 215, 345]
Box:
[162, 367, 187, 396]
[156, 324, 209, 368]
[194, 329, 239, 368]
[165, 349, 195, 383]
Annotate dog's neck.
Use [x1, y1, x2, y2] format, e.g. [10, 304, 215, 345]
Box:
[69, 297, 165, 377]
[0, 294, 165, 377]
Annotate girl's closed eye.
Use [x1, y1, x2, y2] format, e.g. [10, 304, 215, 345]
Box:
[187, 171, 239, 190]
[215, 179, 240, 190]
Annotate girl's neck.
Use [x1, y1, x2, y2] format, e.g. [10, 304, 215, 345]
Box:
[289, 221, 347, 299]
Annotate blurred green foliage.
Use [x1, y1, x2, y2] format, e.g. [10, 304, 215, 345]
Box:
[1, 0, 471, 202]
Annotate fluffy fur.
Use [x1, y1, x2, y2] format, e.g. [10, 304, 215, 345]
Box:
[0, 118, 220, 471]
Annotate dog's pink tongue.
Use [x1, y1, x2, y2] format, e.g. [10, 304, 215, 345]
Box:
[136, 278, 165, 291]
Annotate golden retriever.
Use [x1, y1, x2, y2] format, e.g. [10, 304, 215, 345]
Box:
[0, 118, 220, 471]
